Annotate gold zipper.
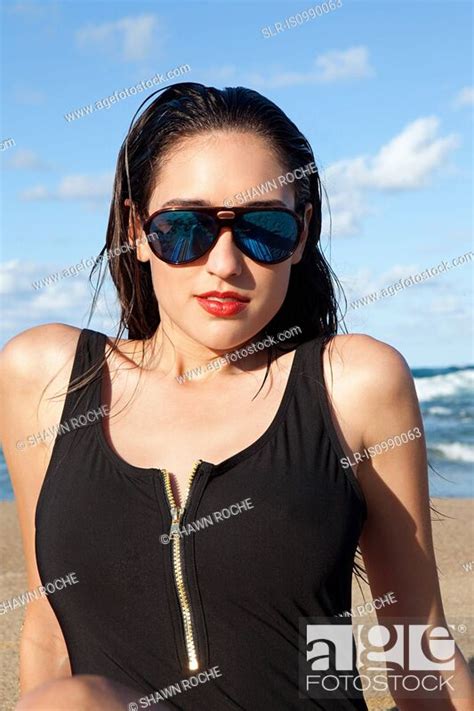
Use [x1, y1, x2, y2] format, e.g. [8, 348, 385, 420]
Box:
[161, 458, 203, 671]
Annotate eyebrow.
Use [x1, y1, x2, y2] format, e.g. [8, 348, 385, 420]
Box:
[159, 198, 289, 209]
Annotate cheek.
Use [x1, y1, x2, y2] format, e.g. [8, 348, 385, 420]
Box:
[253, 264, 292, 306]
[263, 263, 291, 288]
[149, 263, 185, 308]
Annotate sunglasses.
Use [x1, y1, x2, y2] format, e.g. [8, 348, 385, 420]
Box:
[141, 206, 304, 265]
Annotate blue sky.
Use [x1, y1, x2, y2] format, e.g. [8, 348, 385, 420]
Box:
[1, 0, 472, 367]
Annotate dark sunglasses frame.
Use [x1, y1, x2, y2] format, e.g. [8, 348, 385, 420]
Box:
[141, 205, 305, 265]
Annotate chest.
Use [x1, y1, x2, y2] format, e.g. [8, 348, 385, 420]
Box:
[100, 351, 297, 504]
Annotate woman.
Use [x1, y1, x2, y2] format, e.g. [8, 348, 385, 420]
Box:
[1, 82, 472, 710]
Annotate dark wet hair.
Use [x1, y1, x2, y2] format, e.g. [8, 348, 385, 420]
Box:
[90, 81, 341, 347]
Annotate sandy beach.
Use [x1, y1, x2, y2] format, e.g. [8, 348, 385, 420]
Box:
[1, 497, 473, 710]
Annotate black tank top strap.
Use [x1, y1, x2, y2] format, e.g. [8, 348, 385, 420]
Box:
[34, 328, 107, 528]
[307, 333, 367, 514]
[59, 327, 107, 426]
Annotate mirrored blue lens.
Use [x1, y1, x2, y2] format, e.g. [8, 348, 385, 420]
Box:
[147, 211, 216, 264]
[234, 211, 299, 262]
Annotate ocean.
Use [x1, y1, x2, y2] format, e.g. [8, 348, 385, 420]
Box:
[0, 366, 472, 501]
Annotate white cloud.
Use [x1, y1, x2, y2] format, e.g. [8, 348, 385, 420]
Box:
[453, 86, 474, 109]
[313, 46, 375, 83]
[6, 149, 50, 170]
[20, 185, 50, 201]
[76, 14, 160, 62]
[322, 117, 459, 236]
[341, 263, 419, 299]
[321, 187, 372, 238]
[20, 172, 114, 201]
[0, 259, 92, 315]
[252, 46, 374, 88]
[342, 254, 472, 305]
[205, 46, 374, 89]
[0, 260, 119, 345]
[56, 173, 114, 200]
[326, 117, 459, 192]
[366, 117, 460, 189]
[0, 259, 89, 299]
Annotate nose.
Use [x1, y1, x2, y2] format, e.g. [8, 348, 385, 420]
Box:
[204, 221, 244, 277]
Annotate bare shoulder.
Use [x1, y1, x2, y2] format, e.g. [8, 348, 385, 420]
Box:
[318, 333, 419, 459]
[0, 323, 85, 456]
[0, 322, 83, 394]
[322, 332, 414, 400]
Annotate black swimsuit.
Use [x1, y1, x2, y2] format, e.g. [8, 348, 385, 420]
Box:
[35, 328, 368, 709]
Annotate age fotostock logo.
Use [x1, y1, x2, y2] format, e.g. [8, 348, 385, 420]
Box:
[300, 619, 460, 701]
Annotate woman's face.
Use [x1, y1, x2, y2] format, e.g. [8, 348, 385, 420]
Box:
[133, 131, 312, 353]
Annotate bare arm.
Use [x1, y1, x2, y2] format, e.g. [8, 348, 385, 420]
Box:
[0, 324, 81, 694]
[330, 335, 473, 710]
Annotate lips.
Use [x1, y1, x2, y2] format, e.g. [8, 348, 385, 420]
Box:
[194, 291, 249, 317]
[196, 290, 250, 302]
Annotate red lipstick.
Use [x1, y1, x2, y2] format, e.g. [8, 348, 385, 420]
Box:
[195, 290, 249, 317]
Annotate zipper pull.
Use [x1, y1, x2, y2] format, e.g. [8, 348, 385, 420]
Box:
[169, 506, 183, 539]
